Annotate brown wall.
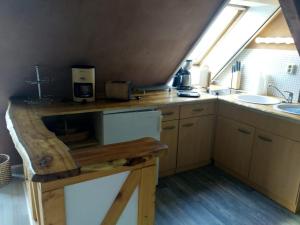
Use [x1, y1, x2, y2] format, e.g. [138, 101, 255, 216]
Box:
[0, 0, 224, 164]
[247, 11, 296, 50]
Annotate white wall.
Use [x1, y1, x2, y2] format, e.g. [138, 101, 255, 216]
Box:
[217, 48, 300, 102]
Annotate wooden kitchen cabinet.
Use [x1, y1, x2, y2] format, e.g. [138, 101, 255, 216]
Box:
[159, 120, 179, 176]
[249, 129, 300, 212]
[177, 115, 215, 171]
[214, 116, 255, 178]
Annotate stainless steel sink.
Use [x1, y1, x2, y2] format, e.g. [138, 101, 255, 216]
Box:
[235, 94, 281, 105]
[274, 104, 300, 115]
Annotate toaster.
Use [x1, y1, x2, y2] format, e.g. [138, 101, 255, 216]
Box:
[105, 81, 132, 101]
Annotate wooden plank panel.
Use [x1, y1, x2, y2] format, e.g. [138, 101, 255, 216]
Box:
[40, 158, 156, 193]
[101, 170, 141, 225]
[138, 165, 156, 225]
[71, 138, 167, 167]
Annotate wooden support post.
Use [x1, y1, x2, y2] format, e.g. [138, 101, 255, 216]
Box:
[138, 165, 157, 225]
[25, 180, 38, 222]
[23, 164, 39, 222]
[100, 170, 141, 225]
[37, 185, 66, 225]
[31, 182, 42, 225]
[29, 181, 38, 222]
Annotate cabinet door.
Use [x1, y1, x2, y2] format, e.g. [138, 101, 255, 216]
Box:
[214, 116, 255, 178]
[177, 115, 215, 170]
[249, 130, 300, 210]
[159, 120, 179, 176]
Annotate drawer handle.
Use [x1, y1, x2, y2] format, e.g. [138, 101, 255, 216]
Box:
[182, 123, 194, 127]
[162, 112, 174, 116]
[163, 125, 176, 130]
[192, 108, 204, 112]
[258, 135, 272, 143]
[238, 128, 251, 135]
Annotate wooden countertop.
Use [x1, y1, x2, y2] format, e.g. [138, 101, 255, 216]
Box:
[25, 89, 217, 117]
[5, 89, 216, 182]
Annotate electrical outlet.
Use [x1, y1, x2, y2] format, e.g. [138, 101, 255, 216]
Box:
[287, 64, 297, 75]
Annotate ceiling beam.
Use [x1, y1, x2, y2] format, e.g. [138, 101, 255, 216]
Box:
[279, 0, 300, 55]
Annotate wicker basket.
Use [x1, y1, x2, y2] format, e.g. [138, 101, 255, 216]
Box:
[0, 154, 11, 186]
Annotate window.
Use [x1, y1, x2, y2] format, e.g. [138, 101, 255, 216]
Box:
[186, 0, 280, 82]
[188, 5, 244, 64]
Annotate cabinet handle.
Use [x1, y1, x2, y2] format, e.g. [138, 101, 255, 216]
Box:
[162, 112, 174, 116]
[163, 125, 176, 130]
[192, 108, 204, 112]
[182, 123, 194, 127]
[258, 135, 272, 143]
[238, 128, 251, 135]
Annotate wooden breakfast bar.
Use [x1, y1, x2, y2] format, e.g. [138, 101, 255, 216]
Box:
[5, 98, 178, 225]
[6, 107, 166, 225]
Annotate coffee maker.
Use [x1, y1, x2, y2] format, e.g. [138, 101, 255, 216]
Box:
[172, 60, 193, 90]
[72, 66, 95, 103]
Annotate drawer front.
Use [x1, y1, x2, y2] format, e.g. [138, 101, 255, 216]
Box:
[160, 106, 180, 121]
[180, 102, 216, 119]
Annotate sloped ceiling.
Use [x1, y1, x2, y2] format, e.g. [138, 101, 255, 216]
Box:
[280, 0, 300, 55]
[0, 0, 225, 99]
[0, 0, 225, 164]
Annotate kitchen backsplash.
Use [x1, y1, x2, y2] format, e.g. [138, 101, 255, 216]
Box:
[216, 48, 300, 102]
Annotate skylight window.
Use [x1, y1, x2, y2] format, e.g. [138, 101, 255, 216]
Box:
[185, 0, 280, 82]
[188, 6, 242, 63]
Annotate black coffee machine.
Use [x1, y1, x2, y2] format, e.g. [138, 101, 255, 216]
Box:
[172, 60, 193, 90]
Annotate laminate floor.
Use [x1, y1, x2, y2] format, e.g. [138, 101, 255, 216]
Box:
[156, 166, 300, 225]
[2, 167, 300, 225]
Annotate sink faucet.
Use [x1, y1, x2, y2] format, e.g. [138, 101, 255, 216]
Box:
[268, 84, 293, 103]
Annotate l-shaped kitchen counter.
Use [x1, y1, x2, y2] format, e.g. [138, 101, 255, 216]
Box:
[6, 89, 300, 181]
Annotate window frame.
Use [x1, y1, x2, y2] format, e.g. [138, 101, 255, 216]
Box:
[194, 5, 247, 66]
